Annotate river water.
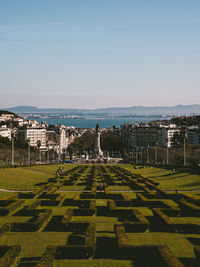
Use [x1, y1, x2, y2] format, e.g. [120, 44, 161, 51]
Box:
[37, 116, 170, 128]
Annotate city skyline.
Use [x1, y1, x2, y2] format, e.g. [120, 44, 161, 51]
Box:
[0, 0, 200, 108]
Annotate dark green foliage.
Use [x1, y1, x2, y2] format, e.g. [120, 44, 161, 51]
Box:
[0, 224, 11, 239]
[0, 245, 21, 267]
[194, 245, 200, 258]
[61, 208, 73, 224]
[37, 246, 57, 267]
[12, 209, 52, 232]
[0, 200, 25, 216]
[114, 223, 129, 248]
[67, 132, 126, 155]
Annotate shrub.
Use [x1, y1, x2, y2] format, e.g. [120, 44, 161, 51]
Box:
[194, 245, 200, 258]
[73, 193, 80, 201]
[114, 223, 129, 248]
[12, 209, 52, 232]
[0, 200, 25, 216]
[61, 209, 73, 224]
[157, 245, 184, 267]
[0, 224, 11, 239]
[123, 209, 150, 233]
[178, 199, 200, 216]
[37, 246, 57, 267]
[107, 200, 116, 211]
[18, 192, 35, 199]
[0, 245, 21, 267]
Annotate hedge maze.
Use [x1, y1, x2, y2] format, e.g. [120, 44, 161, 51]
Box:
[0, 165, 200, 266]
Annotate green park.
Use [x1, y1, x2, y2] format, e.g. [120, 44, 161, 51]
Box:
[0, 164, 200, 266]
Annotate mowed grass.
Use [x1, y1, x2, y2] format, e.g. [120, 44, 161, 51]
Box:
[53, 259, 133, 267]
[0, 232, 68, 257]
[122, 165, 200, 191]
[0, 164, 74, 188]
[127, 232, 195, 258]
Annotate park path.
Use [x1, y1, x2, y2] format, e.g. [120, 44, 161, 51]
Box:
[0, 187, 200, 193]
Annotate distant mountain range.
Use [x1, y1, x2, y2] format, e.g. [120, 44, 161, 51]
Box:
[2, 105, 200, 117]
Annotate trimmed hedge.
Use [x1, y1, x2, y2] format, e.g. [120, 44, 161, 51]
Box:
[178, 199, 200, 216]
[37, 245, 57, 267]
[0, 200, 25, 216]
[114, 223, 129, 247]
[12, 209, 52, 232]
[194, 245, 200, 258]
[0, 224, 11, 239]
[123, 209, 150, 233]
[157, 245, 184, 267]
[107, 200, 116, 211]
[0, 245, 21, 267]
[55, 222, 96, 259]
[61, 208, 73, 224]
[74, 200, 96, 216]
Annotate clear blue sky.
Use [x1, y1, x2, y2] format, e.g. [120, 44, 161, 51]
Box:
[0, 0, 200, 108]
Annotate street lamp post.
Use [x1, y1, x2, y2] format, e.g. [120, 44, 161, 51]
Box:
[147, 146, 149, 165]
[28, 141, 31, 165]
[136, 149, 138, 165]
[184, 137, 186, 166]
[140, 147, 143, 164]
[155, 143, 158, 165]
[11, 133, 15, 166]
[166, 146, 169, 165]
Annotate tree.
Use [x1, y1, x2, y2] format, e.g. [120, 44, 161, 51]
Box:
[171, 129, 187, 147]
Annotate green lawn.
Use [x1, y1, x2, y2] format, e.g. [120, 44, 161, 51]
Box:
[0, 232, 68, 257]
[53, 259, 133, 267]
[0, 164, 200, 265]
[0, 164, 75, 189]
[127, 232, 195, 258]
[122, 165, 200, 191]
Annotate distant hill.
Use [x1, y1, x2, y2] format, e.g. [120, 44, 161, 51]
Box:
[2, 105, 200, 116]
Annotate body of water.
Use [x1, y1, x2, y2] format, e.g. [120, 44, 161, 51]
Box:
[37, 116, 170, 128]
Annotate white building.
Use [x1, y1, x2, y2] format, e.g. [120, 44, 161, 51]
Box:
[158, 129, 179, 148]
[0, 126, 12, 140]
[59, 125, 69, 154]
[0, 113, 14, 122]
[18, 126, 47, 150]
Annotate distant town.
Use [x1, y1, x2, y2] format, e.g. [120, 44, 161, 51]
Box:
[0, 109, 200, 166]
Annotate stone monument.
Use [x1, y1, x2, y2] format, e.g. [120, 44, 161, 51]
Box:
[94, 124, 103, 158]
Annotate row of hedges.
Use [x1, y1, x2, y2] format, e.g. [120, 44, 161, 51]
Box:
[178, 199, 200, 216]
[61, 208, 73, 224]
[41, 193, 65, 206]
[12, 209, 52, 232]
[57, 222, 96, 259]
[123, 209, 150, 233]
[0, 223, 11, 239]
[0, 200, 24, 216]
[152, 208, 200, 233]
[114, 223, 129, 247]
[0, 245, 21, 267]
[37, 245, 57, 267]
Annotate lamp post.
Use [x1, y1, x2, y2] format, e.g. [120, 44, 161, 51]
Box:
[147, 145, 149, 165]
[11, 133, 15, 166]
[166, 146, 169, 165]
[27, 139, 31, 165]
[140, 147, 143, 164]
[155, 142, 158, 165]
[184, 136, 186, 166]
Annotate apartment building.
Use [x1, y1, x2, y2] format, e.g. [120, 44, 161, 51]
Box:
[187, 128, 200, 145]
[121, 124, 179, 148]
[0, 126, 12, 139]
[18, 126, 47, 150]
